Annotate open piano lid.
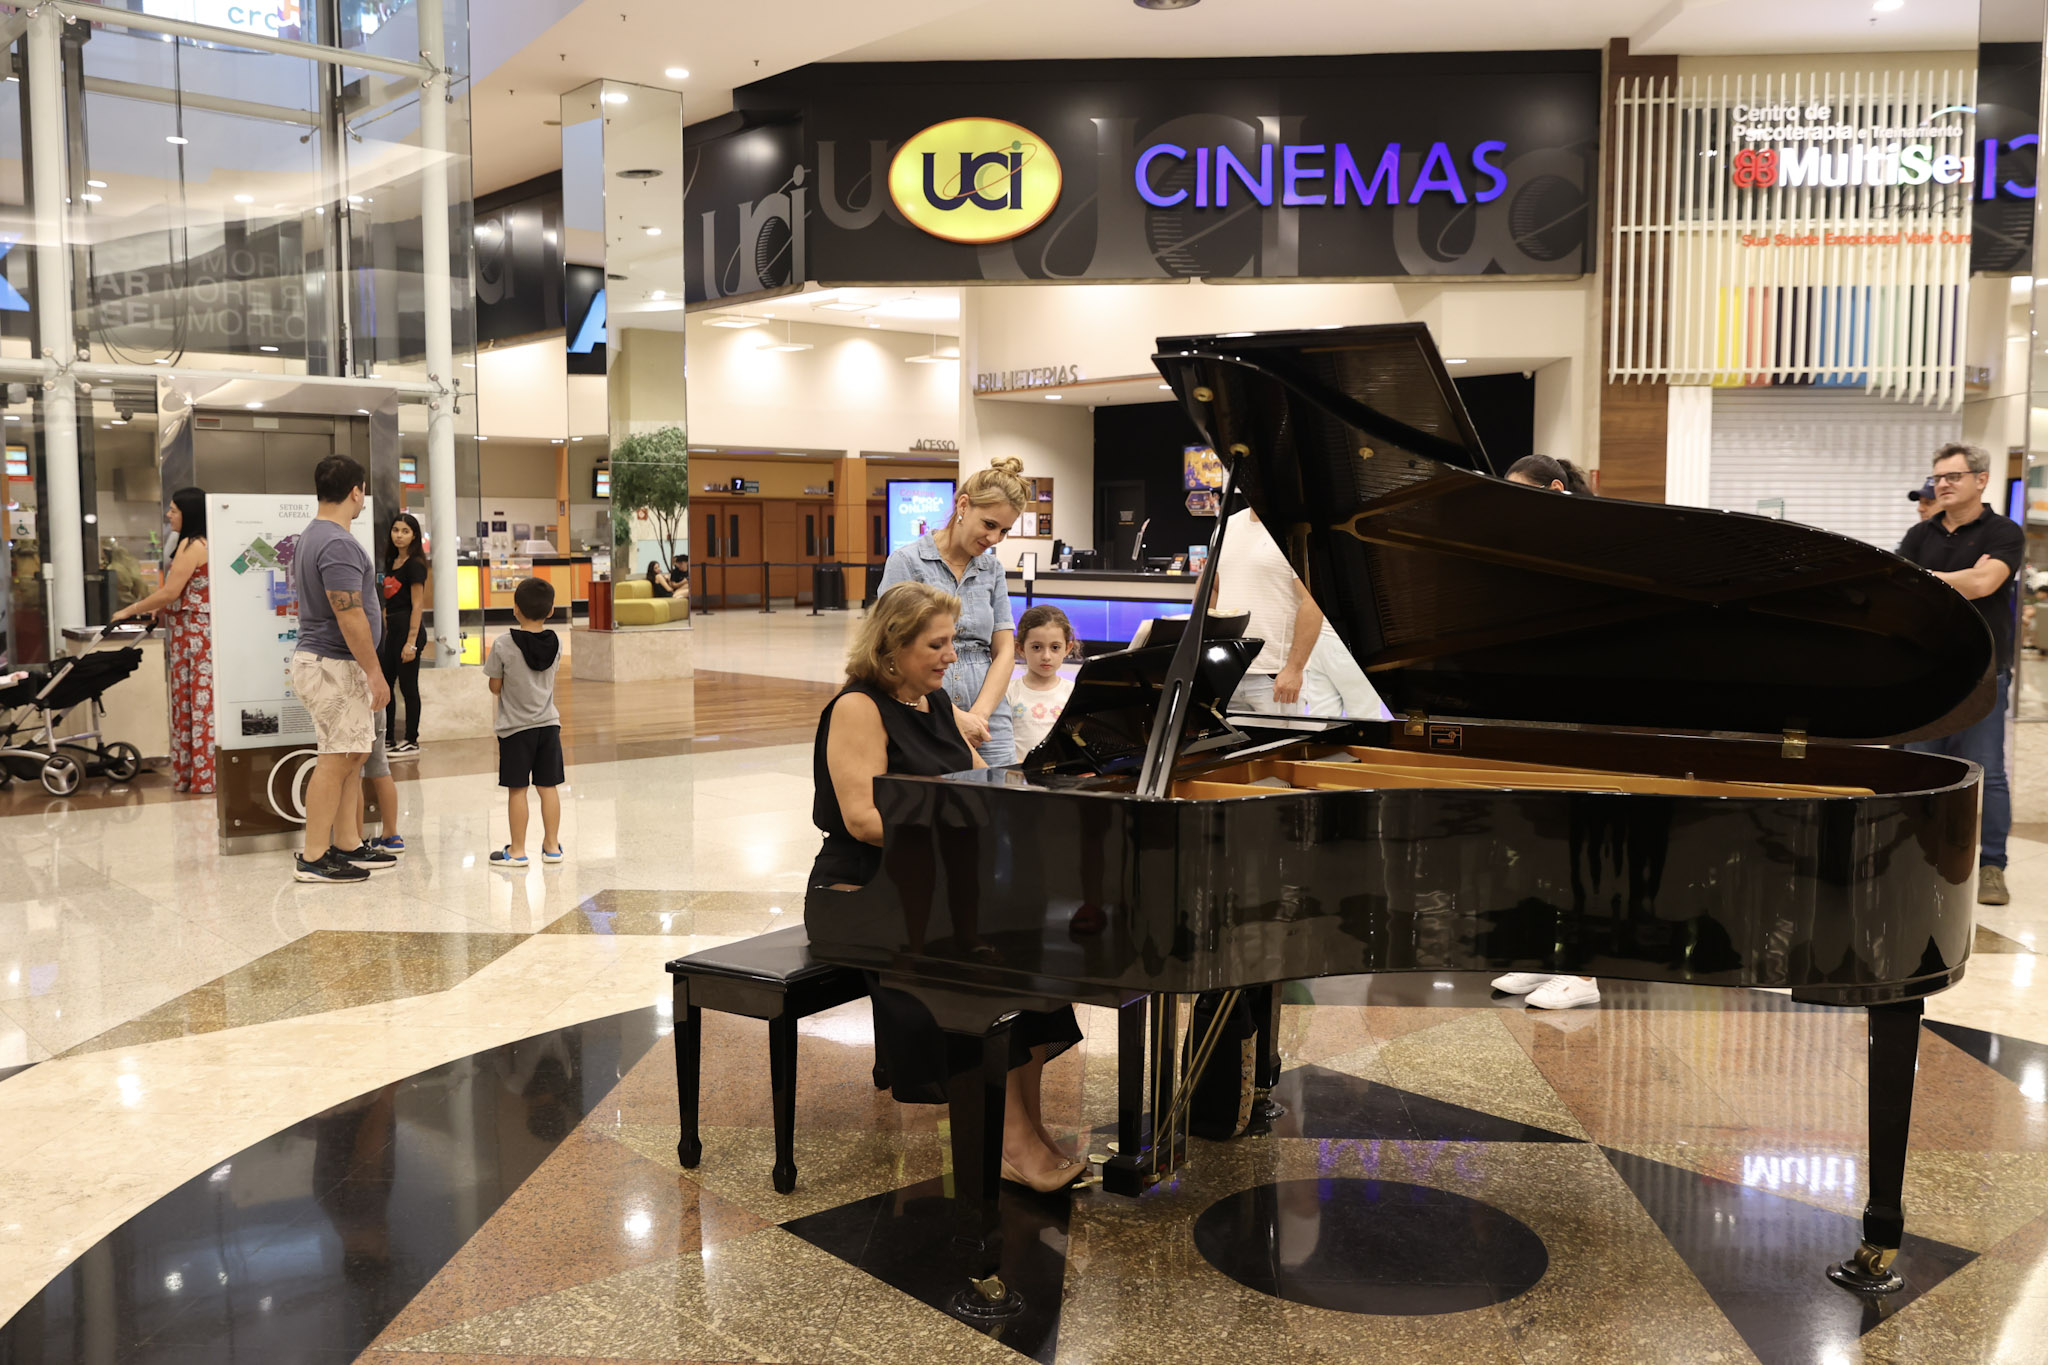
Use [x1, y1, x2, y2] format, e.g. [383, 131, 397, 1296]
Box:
[1152, 323, 1994, 744]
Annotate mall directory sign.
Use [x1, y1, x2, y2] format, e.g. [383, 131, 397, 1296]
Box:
[684, 52, 1600, 303]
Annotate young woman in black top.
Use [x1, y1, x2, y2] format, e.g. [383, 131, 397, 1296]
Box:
[379, 512, 429, 753]
[812, 581, 1086, 1192]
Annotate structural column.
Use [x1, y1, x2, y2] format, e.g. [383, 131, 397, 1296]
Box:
[834, 452, 866, 598]
[27, 6, 83, 633]
[416, 0, 462, 665]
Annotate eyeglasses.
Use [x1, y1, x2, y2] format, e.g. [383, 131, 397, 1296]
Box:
[1929, 472, 1977, 485]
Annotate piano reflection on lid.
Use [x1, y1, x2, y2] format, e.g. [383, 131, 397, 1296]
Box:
[808, 322, 1989, 1325]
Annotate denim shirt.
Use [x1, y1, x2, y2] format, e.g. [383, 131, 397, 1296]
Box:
[877, 533, 1014, 656]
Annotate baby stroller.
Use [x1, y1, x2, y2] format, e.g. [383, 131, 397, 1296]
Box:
[0, 624, 148, 795]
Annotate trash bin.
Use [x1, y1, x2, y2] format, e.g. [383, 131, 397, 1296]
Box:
[811, 562, 847, 612]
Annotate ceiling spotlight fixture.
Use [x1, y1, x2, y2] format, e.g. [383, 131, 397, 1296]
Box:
[760, 320, 813, 353]
[1445, 358, 1469, 365]
[664, 67, 689, 80]
[79, 193, 101, 203]
[86, 179, 107, 188]
[165, 135, 189, 145]
[650, 289, 666, 300]
[1134, 0, 1202, 8]
[1044, 393, 1064, 399]
[244, 401, 264, 410]
[259, 345, 280, 352]
[1158, 383, 1172, 390]
[642, 225, 661, 236]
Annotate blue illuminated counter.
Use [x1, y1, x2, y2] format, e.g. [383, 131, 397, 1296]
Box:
[1005, 568, 1199, 651]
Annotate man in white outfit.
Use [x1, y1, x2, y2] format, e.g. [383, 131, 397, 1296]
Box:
[1212, 505, 1383, 718]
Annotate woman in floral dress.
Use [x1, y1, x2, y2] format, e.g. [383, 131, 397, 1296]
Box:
[112, 487, 215, 793]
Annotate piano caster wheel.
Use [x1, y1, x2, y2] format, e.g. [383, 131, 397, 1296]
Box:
[772, 1163, 797, 1195]
[1243, 1097, 1286, 1138]
[949, 1274, 1025, 1323]
[677, 1136, 702, 1169]
[1828, 1242, 1905, 1296]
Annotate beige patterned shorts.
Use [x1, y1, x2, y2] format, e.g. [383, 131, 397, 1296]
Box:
[290, 652, 374, 755]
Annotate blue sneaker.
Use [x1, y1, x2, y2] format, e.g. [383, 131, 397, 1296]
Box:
[377, 835, 406, 856]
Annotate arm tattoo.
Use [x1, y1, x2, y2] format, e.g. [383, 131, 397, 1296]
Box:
[325, 589, 364, 614]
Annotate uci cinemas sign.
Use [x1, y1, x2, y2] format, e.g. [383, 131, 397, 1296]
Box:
[888, 119, 1064, 244]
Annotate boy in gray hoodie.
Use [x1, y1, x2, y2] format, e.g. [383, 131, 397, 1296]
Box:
[484, 577, 564, 868]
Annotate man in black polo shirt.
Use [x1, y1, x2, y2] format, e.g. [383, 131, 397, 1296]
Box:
[1899, 442, 2027, 905]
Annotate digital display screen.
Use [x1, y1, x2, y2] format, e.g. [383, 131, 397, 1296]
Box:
[2010, 476, 2026, 522]
[593, 468, 611, 499]
[887, 479, 955, 552]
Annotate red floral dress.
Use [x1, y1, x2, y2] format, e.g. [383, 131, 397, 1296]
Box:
[162, 562, 216, 794]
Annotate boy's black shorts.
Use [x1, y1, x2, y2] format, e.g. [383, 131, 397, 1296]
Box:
[498, 724, 564, 789]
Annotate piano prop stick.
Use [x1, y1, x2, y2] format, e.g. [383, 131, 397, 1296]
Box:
[807, 323, 1990, 1326]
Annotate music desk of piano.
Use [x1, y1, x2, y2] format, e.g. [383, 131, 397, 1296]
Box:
[808, 323, 1987, 1325]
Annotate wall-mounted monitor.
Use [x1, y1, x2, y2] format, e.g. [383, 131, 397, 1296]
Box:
[593, 468, 611, 499]
[887, 479, 955, 553]
[2010, 476, 2026, 522]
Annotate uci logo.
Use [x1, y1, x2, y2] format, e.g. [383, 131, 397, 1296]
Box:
[887, 118, 1062, 244]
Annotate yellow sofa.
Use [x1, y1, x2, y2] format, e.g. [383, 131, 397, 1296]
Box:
[612, 578, 688, 626]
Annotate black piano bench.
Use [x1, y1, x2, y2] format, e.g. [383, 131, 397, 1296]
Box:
[664, 925, 873, 1194]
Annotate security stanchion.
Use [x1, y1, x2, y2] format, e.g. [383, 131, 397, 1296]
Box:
[758, 562, 775, 614]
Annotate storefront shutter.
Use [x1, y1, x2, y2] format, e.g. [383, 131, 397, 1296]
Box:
[1707, 391, 1964, 550]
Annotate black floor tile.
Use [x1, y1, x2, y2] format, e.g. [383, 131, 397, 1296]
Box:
[783, 1176, 1070, 1364]
[1601, 1147, 1976, 1365]
[1925, 1018, 2048, 1093]
[1268, 1063, 1582, 1143]
[1193, 1178, 1548, 1314]
[0, 1007, 665, 1365]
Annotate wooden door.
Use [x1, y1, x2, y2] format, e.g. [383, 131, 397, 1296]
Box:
[700, 502, 765, 606]
[763, 499, 799, 601]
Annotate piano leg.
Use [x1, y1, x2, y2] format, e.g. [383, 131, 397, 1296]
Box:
[1829, 999, 1924, 1295]
[1107, 996, 1149, 1196]
[944, 1017, 1025, 1323]
[1243, 984, 1285, 1138]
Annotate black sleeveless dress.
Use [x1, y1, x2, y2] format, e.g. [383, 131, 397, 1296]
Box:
[810, 681, 1081, 1103]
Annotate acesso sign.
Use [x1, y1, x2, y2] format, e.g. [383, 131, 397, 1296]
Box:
[1134, 140, 1510, 208]
[887, 118, 1064, 244]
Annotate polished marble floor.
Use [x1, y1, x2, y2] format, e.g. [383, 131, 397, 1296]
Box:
[7, 609, 2048, 1363]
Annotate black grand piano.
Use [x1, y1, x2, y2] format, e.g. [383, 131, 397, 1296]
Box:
[807, 322, 1984, 1323]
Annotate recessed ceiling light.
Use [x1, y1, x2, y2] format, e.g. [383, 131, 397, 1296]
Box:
[1045, 393, 1063, 399]
[233, 193, 254, 203]
[86, 179, 107, 188]
[1158, 383, 1172, 390]
[151, 358, 170, 365]
[1134, 0, 1201, 7]
[244, 402, 263, 409]
[259, 345, 279, 352]
[603, 91, 629, 105]
[347, 195, 366, 204]
[79, 193, 101, 203]
[1445, 358, 1469, 365]
[650, 289, 666, 300]
[1872, 0, 1903, 10]
[664, 67, 689, 80]
[110, 418, 126, 425]
[869, 323, 881, 328]
[165, 135, 188, 145]
[642, 226, 661, 236]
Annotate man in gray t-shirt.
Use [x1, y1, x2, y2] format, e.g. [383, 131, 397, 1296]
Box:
[294, 518, 383, 658]
[287, 456, 392, 885]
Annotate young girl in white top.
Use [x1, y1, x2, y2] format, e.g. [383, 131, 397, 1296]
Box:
[1006, 605, 1076, 755]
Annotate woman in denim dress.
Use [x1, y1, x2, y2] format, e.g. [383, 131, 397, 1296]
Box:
[877, 457, 1028, 765]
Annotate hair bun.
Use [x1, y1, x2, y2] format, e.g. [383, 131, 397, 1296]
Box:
[989, 456, 1025, 477]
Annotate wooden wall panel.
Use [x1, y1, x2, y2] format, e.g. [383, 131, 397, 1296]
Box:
[1599, 39, 1678, 503]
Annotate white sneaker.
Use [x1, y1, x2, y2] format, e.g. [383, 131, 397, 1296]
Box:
[1526, 977, 1602, 1010]
[1492, 972, 1555, 994]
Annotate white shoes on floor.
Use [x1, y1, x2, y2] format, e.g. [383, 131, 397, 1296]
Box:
[1491, 972, 1603, 1010]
